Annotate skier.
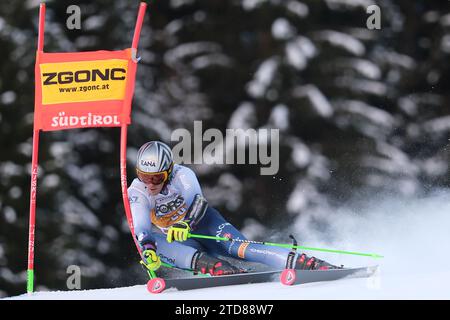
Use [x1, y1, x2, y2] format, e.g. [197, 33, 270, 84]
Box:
[129, 141, 338, 276]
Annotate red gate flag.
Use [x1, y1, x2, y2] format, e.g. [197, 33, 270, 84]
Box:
[34, 48, 137, 131]
[27, 2, 147, 294]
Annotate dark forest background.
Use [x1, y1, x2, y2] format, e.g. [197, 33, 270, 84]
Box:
[1, 0, 449, 297]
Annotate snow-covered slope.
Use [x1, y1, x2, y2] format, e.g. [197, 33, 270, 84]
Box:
[6, 267, 450, 300]
[5, 191, 450, 300]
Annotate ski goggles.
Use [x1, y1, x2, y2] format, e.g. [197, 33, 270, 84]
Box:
[136, 168, 168, 185]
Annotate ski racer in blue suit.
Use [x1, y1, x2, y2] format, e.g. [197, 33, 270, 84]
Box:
[129, 141, 337, 276]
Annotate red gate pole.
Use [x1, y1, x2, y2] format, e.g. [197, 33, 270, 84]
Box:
[131, 3, 147, 53]
[27, 2, 46, 294]
[27, 131, 40, 294]
[120, 2, 147, 256]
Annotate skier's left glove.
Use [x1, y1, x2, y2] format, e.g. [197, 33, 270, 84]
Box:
[141, 247, 161, 272]
[166, 221, 191, 243]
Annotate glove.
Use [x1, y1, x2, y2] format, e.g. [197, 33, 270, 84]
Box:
[141, 248, 161, 272]
[166, 220, 191, 243]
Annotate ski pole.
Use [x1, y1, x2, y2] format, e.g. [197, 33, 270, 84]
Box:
[187, 233, 384, 259]
[141, 260, 167, 294]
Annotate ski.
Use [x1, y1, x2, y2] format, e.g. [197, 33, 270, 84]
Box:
[159, 265, 378, 292]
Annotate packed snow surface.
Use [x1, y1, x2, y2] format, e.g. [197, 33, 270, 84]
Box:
[5, 191, 450, 300]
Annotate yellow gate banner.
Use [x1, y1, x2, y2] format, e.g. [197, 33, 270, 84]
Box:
[40, 59, 129, 105]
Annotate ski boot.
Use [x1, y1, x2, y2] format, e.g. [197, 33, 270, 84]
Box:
[192, 252, 244, 276]
[295, 253, 341, 270]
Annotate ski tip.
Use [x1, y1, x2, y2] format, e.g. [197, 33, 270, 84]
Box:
[280, 269, 297, 286]
[147, 278, 166, 294]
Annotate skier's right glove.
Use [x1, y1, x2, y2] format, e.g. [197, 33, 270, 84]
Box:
[140, 246, 161, 272]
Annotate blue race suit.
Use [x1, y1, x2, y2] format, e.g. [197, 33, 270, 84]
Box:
[128, 164, 292, 270]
